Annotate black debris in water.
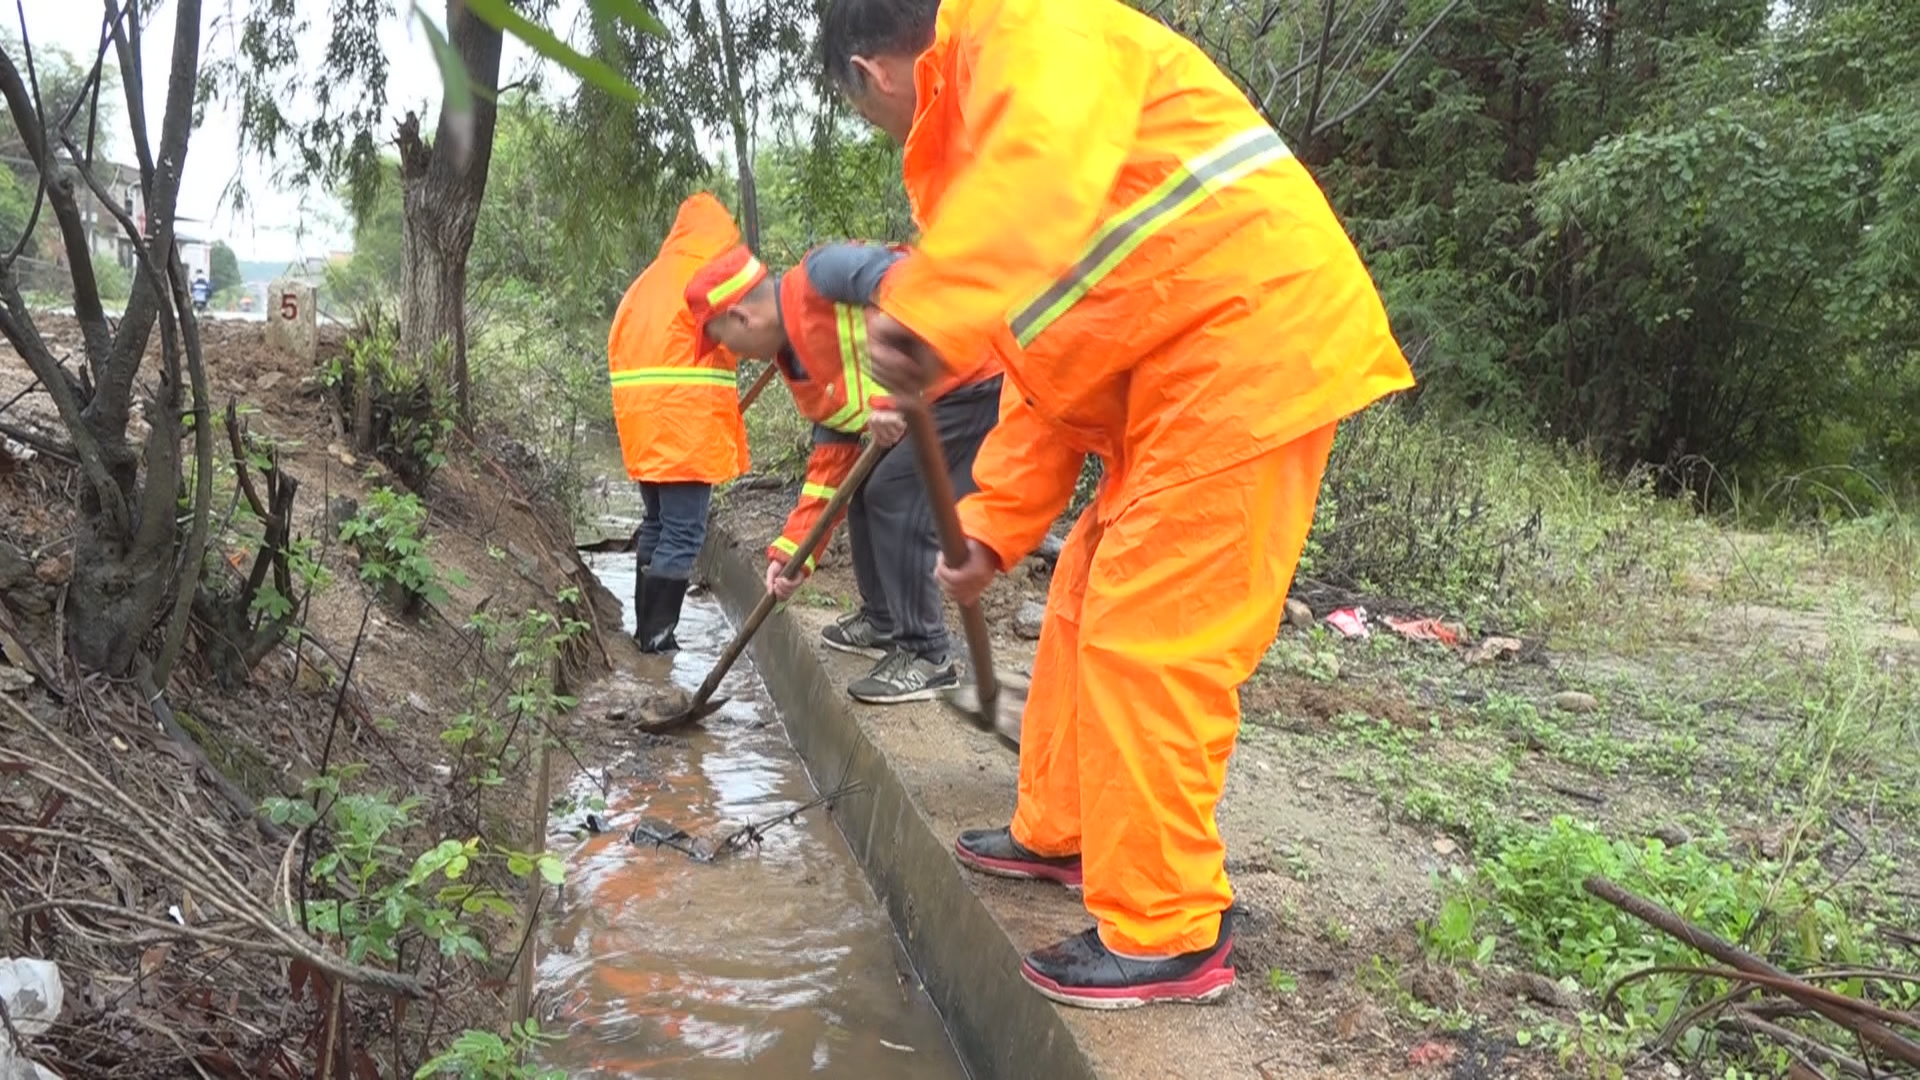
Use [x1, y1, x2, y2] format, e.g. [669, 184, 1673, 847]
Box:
[625, 782, 868, 864]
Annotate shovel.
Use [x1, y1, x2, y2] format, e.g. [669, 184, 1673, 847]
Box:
[895, 392, 1026, 752]
[636, 437, 889, 734]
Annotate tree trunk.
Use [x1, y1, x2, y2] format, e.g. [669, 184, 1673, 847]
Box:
[0, 0, 204, 677]
[67, 409, 181, 674]
[710, 0, 760, 250]
[397, 0, 504, 426]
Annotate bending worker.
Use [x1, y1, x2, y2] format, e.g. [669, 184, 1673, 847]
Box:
[684, 242, 1003, 703]
[821, 0, 1416, 1008]
[607, 192, 751, 652]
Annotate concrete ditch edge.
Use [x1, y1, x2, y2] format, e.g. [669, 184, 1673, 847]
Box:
[697, 528, 1103, 1080]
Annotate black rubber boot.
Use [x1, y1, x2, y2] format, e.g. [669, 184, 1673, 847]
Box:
[954, 827, 1082, 888]
[632, 564, 651, 645]
[1020, 909, 1237, 1010]
[636, 574, 689, 654]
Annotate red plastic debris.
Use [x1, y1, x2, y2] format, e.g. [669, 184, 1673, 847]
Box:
[1384, 616, 1462, 647]
[1325, 607, 1370, 637]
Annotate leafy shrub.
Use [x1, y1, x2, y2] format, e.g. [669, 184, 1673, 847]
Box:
[339, 487, 466, 614]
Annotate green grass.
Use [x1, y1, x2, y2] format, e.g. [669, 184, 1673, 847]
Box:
[1235, 409, 1919, 1077]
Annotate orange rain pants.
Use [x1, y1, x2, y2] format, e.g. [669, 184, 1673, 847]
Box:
[1010, 426, 1336, 957]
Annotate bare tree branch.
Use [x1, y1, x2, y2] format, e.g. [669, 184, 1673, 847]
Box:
[0, 41, 111, 363]
[99, 0, 202, 443]
[1312, 0, 1463, 135]
[0, 288, 131, 535]
[102, 0, 151, 183]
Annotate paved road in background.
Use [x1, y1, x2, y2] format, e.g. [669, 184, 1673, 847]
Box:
[35, 306, 346, 326]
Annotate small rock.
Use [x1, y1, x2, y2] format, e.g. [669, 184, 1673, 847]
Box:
[1464, 635, 1524, 664]
[1432, 837, 1458, 856]
[1011, 600, 1046, 640]
[583, 813, 607, 834]
[258, 371, 285, 391]
[406, 692, 431, 714]
[328, 496, 359, 526]
[1035, 532, 1066, 563]
[638, 686, 693, 722]
[33, 555, 69, 585]
[1511, 971, 1581, 1010]
[1649, 823, 1693, 848]
[1550, 690, 1598, 714]
[1284, 598, 1313, 631]
[0, 664, 33, 693]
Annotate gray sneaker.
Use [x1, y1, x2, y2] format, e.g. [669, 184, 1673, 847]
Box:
[822, 610, 893, 659]
[849, 648, 958, 705]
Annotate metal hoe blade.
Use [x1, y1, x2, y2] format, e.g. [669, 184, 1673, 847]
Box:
[941, 670, 1029, 753]
[637, 694, 730, 735]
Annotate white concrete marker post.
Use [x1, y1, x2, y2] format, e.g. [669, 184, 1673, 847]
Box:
[265, 278, 318, 361]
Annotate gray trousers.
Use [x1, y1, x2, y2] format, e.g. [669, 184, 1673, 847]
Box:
[847, 375, 1003, 661]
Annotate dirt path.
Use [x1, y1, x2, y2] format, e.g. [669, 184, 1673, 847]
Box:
[715, 475, 1917, 1080]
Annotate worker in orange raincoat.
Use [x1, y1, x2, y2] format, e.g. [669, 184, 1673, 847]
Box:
[608, 192, 751, 652]
[820, 0, 1417, 1008]
[683, 243, 1003, 703]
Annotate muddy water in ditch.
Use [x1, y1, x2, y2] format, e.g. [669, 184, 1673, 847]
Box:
[533, 545, 968, 1079]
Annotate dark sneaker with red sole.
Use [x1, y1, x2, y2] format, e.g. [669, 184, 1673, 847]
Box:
[953, 827, 1083, 889]
[1021, 910, 1237, 1010]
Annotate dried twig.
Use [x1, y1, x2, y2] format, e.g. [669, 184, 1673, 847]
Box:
[1722, 1010, 1874, 1079]
[1, 692, 426, 999]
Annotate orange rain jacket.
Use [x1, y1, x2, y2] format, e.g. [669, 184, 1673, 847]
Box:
[874, 0, 1414, 571]
[869, 0, 1415, 958]
[607, 192, 751, 484]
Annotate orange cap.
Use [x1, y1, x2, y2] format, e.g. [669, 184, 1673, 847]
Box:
[684, 245, 768, 353]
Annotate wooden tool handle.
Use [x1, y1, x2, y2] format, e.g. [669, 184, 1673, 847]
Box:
[687, 437, 889, 709]
[738, 363, 778, 412]
[896, 393, 1000, 731]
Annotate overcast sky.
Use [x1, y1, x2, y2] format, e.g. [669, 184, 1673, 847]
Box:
[24, 1, 588, 264]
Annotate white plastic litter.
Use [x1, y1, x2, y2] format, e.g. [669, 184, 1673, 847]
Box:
[0, 957, 65, 1080]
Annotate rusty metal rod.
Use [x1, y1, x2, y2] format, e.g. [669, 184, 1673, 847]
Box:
[1584, 875, 1920, 1068]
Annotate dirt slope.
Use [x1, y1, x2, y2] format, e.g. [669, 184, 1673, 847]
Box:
[0, 314, 642, 1078]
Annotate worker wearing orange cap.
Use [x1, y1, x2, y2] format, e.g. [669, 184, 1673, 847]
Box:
[819, 0, 1416, 1008]
[607, 192, 752, 652]
[685, 242, 1003, 703]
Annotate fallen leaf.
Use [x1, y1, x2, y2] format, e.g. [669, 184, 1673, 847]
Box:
[140, 943, 172, 980]
[1432, 837, 1458, 856]
[1332, 1005, 1369, 1040]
